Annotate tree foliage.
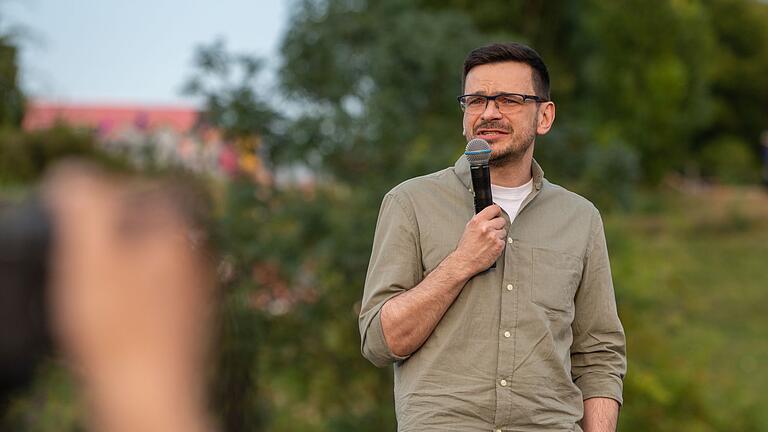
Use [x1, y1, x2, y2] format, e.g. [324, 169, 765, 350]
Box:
[279, 0, 485, 191]
[0, 125, 107, 186]
[0, 34, 23, 128]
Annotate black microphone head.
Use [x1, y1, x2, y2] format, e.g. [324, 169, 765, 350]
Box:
[464, 138, 491, 166]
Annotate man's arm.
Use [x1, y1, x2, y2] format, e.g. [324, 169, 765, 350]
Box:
[379, 253, 470, 357]
[571, 209, 627, 421]
[359, 192, 505, 366]
[581, 397, 619, 432]
[381, 203, 505, 356]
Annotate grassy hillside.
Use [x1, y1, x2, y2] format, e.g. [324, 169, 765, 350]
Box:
[609, 186, 768, 431]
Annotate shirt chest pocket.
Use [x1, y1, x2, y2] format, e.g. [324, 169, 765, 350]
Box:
[531, 247, 583, 312]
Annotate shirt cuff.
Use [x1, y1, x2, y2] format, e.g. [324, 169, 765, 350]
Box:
[362, 307, 411, 368]
[575, 372, 624, 406]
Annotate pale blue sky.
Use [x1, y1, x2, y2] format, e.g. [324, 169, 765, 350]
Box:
[3, 0, 289, 105]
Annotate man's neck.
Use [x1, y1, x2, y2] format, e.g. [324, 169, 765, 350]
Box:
[490, 153, 534, 188]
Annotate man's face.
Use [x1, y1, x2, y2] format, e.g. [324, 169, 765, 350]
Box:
[462, 61, 551, 167]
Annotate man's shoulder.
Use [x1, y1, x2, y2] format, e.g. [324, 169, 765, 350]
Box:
[385, 166, 462, 200]
[540, 179, 600, 216]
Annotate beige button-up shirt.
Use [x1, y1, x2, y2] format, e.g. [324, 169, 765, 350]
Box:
[359, 156, 627, 432]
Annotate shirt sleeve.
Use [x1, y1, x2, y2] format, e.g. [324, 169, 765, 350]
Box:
[570, 209, 627, 404]
[359, 192, 423, 368]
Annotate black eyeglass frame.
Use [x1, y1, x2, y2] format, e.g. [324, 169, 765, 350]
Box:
[457, 92, 548, 112]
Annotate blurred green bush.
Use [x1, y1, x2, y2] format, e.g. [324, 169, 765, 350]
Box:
[699, 136, 760, 184]
[0, 125, 100, 186]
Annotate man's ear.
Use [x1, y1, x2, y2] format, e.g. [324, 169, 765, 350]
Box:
[536, 101, 556, 135]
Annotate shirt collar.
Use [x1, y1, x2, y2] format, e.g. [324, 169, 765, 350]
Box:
[453, 154, 544, 191]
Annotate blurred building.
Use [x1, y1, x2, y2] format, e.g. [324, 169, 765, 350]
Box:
[23, 101, 198, 134]
[22, 100, 270, 182]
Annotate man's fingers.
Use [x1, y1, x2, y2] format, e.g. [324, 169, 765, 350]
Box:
[475, 204, 501, 220]
[488, 216, 506, 230]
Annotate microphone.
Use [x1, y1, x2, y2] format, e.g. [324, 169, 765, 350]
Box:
[465, 138, 493, 212]
[464, 138, 495, 269]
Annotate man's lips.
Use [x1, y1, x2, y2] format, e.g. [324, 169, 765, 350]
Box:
[476, 129, 509, 139]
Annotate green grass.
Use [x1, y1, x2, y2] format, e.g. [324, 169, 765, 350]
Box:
[608, 186, 768, 431]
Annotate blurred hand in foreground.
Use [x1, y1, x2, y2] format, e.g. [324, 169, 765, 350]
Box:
[44, 161, 217, 432]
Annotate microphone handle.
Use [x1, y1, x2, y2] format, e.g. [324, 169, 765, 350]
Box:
[469, 164, 496, 269]
[470, 164, 493, 212]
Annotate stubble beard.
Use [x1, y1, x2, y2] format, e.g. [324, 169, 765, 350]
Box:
[488, 129, 535, 168]
[468, 111, 539, 169]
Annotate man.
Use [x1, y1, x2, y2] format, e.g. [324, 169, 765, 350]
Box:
[359, 43, 627, 432]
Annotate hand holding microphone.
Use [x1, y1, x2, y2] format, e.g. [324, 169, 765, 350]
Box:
[451, 139, 505, 275]
[451, 204, 506, 277]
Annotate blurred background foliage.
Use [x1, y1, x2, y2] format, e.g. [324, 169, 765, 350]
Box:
[2, 0, 768, 431]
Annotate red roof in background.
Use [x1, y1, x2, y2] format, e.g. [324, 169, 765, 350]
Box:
[22, 101, 200, 134]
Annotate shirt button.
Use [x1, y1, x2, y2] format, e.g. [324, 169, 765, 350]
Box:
[507, 237, 513, 244]
[506, 284, 514, 291]
[503, 331, 511, 338]
[500, 379, 508, 387]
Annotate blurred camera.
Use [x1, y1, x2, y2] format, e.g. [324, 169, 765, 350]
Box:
[0, 197, 53, 401]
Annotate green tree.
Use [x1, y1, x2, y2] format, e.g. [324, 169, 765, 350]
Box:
[576, 0, 715, 183]
[183, 38, 282, 146]
[279, 0, 484, 189]
[695, 0, 768, 181]
[0, 34, 23, 128]
[183, 39, 283, 431]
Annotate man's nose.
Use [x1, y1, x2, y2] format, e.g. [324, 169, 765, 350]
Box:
[481, 99, 503, 121]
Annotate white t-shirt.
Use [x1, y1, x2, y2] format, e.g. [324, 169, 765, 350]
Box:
[492, 179, 533, 223]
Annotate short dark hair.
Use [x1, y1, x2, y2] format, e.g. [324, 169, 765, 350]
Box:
[462, 43, 550, 100]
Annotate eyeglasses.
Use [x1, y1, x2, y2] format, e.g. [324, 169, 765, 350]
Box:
[457, 93, 547, 114]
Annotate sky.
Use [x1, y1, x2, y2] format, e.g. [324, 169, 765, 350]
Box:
[2, 0, 289, 106]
